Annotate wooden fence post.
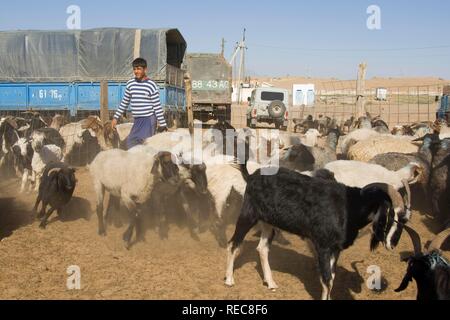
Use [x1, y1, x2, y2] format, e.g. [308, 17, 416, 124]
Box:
[356, 63, 367, 118]
[100, 80, 109, 123]
[184, 73, 194, 134]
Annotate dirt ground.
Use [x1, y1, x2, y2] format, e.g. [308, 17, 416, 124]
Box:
[0, 166, 445, 300]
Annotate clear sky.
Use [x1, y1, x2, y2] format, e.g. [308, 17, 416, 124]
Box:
[1, 0, 449, 79]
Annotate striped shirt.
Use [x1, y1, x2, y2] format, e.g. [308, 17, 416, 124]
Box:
[114, 78, 167, 127]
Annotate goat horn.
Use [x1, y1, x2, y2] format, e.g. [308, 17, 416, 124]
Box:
[48, 168, 62, 176]
[403, 225, 423, 256]
[428, 228, 450, 253]
[402, 179, 412, 211]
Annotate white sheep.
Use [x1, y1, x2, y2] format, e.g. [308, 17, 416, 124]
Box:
[89, 149, 182, 247]
[339, 128, 381, 156]
[303, 129, 321, 147]
[59, 122, 94, 158]
[347, 135, 419, 162]
[324, 160, 421, 190]
[31, 144, 63, 191]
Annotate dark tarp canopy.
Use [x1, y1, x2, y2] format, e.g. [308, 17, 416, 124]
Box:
[0, 28, 187, 83]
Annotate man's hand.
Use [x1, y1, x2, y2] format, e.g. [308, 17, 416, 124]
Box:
[111, 118, 118, 130]
[157, 126, 168, 133]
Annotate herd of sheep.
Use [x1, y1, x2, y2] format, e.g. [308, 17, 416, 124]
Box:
[0, 111, 450, 300]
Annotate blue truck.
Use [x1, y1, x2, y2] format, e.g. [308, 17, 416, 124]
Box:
[0, 28, 187, 124]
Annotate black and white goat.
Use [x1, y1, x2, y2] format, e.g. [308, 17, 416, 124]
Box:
[396, 227, 450, 300]
[33, 162, 77, 229]
[225, 163, 411, 300]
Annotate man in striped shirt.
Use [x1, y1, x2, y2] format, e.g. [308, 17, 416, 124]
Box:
[111, 58, 167, 149]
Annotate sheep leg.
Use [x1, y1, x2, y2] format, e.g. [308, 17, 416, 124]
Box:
[153, 196, 169, 240]
[20, 169, 29, 193]
[37, 202, 47, 220]
[225, 199, 258, 287]
[257, 223, 278, 290]
[105, 195, 121, 226]
[178, 191, 200, 236]
[122, 210, 138, 249]
[210, 216, 228, 248]
[134, 206, 145, 243]
[122, 196, 137, 249]
[34, 174, 41, 192]
[317, 248, 338, 300]
[39, 207, 56, 229]
[33, 193, 42, 214]
[94, 183, 106, 236]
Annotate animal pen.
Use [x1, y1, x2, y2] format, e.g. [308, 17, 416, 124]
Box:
[289, 80, 450, 129]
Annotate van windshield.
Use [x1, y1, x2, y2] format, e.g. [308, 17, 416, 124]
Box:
[261, 91, 284, 101]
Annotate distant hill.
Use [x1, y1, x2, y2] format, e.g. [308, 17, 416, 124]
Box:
[242, 76, 449, 91]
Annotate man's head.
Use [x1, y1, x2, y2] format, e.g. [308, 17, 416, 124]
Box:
[132, 58, 147, 80]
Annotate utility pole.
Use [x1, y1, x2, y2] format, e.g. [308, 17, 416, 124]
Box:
[221, 38, 225, 57]
[237, 29, 246, 105]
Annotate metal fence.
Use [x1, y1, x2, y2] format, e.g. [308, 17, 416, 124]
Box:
[289, 82, 450, 129]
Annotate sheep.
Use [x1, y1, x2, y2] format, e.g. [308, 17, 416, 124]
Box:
[127, 144, 209, 237]
[396, 226, 450, 300]
[339, 128, 380, 156]
[371, 117, 390, 133]
[11, 129, 65, 192]
[31, 128, 65, 150]
[369, 134, 437, 209]
[303, 129, 321, 147]
[0, 117, 20, 173]
[50, 114, 69, 131]
[433, 119, 450, 140]
[80, 118, 119, 151]
[33, 162, 77, 229]
[293, 115, 316, 134]
[280, 128, 340, 172]
[225, 161, 411, 299]
[11, 138, 34, 193]
[89, 149, 182, 248]
[324, 160, 420, 191]
[59, 120, 95, 159]
[30, 142, 63, 192]
[347, 135, 419, 162]
[427, 136, 450, 229]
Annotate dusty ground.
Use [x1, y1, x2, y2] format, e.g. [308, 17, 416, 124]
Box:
[0, 166, 445, 300]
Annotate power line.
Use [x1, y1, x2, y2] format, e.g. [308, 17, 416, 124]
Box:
[249, 43, 450, 52]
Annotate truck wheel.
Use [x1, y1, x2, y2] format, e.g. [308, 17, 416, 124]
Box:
[268, 100, 286, 119]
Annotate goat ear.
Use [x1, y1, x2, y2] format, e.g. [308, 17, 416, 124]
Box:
[395, 270, 413, 293]
[370, 205, 388, 252]
[6, 118, 18, 129]
[151, 156, 161, 176]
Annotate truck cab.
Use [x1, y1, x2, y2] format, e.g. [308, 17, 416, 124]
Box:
[247, 87, 289, 130]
